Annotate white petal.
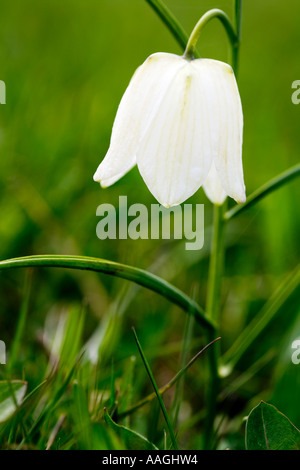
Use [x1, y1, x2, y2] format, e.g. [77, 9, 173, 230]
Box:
[93, 53, 185, 187]
[137, 59, 220, 207]
[203, 161, 227, 205]
[192, 59, 245, 203]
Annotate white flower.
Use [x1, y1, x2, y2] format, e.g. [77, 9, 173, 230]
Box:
[93, 53, 245, 207]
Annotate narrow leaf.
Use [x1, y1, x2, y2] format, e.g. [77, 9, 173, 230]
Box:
[222, 265, 300, 371]
[132, 327, 178, 450]
[72, 383, 92, 449]
[0, 255, 214, 331]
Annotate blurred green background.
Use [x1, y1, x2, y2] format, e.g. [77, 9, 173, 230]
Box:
[0, 0, 299, 450]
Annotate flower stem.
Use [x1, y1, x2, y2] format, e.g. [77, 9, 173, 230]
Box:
[184, 9, 237, 60]
[203, 0, 243, 449]
[232, 0, 243, 73]
[203, 203, 227, 449]
[145, 0, 189, 53]
[206, 204, 227, 324]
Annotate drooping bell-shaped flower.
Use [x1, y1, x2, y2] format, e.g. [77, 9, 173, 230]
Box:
[93, 52, 245, 207]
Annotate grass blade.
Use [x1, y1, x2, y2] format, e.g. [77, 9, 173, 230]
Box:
[8, 270, 32, 372]
[119, 336, 221, 419]
[0, 254, 214, 331]
[221, 265, 300, 373]
[171, 314, 194, 428]
[132, 327, 178, 449]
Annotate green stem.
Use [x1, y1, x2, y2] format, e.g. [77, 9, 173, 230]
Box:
[203, 0, 243, 450]
[235, 0, 243, 31]
[232, 0, 243, 73]
[206, 204, 227, 324]
[0, 254, 214, 332]
[203, 203, 227, 449]
[184, 9, 237, 60]
[145, 0, 189, 53]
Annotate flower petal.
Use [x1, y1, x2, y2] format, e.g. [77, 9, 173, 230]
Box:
[137, 59, 219, 207]
[193, 59, 245, 203]
[93, 53, 185, 187]
[203, 161, 227, 205]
